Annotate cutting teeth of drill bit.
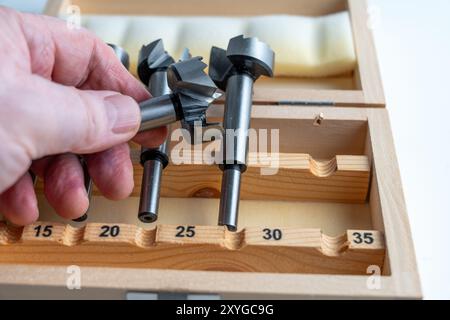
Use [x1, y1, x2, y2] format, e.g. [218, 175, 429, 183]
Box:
[166, 57, 221, 125]
[209, 35, 275, 89]
[226, 35, 274, 78]
[168, 57, 221, 103]
[138, 39, 175, 86]
[177, 48, 223, 143]
[179, 48, 192, 62]
[208, 47, 234, 91]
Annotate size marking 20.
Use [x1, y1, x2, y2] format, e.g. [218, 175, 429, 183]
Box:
[99, 225, 120, 238]
[34, 225, 53, 238]
[262, 228, 282, 241]
[175, 226, 195, 238]
[352, 232, 374, 244]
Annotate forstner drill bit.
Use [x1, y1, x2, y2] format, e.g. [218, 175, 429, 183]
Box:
[73, 44, 130, 223]
[138, 56, 221, 133]
[209, 35, 275, 231]
[136, 39, 175, 223]
[138, 40, 218, 223]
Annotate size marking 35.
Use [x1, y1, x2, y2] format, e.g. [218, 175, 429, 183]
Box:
[352, 231, 374, 244]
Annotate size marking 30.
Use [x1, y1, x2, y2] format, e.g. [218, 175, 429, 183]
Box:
[262, 228, 282, 241]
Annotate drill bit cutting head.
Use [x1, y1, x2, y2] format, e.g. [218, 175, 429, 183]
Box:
[138, 39, 175, 85]
[138, 56, 221, 133]
[227, 35, 274, 78]
[168, 57, 221, 103]
[209, 35, 275, 90]
[167, 57, 222, 125]
[179, 48, 192, 62]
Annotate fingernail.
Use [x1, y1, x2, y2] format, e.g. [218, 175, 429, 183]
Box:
[105, 94, 140, 134]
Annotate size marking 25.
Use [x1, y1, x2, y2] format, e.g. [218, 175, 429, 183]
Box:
[99, 225, 120, 238]
[352, 232, 374, 244]
[34, 225, 53, 238]
[175, 225, 195, 238]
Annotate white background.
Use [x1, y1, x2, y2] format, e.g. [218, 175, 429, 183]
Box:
[368, 0, 450, 300]
[0, 0, 449, 299]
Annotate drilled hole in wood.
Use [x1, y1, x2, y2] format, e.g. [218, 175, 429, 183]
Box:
[192, 188, 221, 198]
[314, 113, 324, 126]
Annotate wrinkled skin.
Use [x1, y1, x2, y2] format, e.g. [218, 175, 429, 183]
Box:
[0, 7, 166, 225]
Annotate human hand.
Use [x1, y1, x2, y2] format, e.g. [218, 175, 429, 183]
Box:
[0, 7, 166, 225]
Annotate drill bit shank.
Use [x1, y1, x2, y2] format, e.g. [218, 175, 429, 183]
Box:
[139, 94, 179, 131]
[222, 73, 254, 166]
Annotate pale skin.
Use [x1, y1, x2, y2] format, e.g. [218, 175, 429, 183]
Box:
[0, 7, 166, 225]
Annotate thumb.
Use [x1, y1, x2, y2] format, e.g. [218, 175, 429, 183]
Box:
[18, 74, 141, 158]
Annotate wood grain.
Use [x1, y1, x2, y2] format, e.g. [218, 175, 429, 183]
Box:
[65, 0, 347, 16]
[142, 153, 370, 203]
[0, 106, 421, 298]
[0, 222, 384, 275]
[33, 153, 370, 203]
[348, 0, 385, 106]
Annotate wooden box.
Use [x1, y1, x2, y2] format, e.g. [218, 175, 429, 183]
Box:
[0, 0, 421, 299]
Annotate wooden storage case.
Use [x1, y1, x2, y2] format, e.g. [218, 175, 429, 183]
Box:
[0, 0, 421, 299]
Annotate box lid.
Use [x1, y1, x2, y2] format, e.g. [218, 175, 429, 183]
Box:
[46, 0, 384, 107]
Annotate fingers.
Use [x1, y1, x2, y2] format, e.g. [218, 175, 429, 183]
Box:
[0, 172, 38, 225]
[31, 144, 135, 220]
[85, 143, 134, 200]
[11, 75, 140, 159]
[15, 9, 149, 102]
[133, 127, 168, 148]
[43, 154, 89, 220]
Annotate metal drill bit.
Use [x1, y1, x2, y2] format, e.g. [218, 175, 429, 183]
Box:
[137, 42, 197, 223]
[108, 43, 130, 70]
[71, 157, 92, 222]
[138, 57, 221, 132]
[209, 35, 274, 231]
[73, 44, 130, 223]
[29, 171, 37, 186]
[137, 39, 174, 87]
[137, 39, 174, 223]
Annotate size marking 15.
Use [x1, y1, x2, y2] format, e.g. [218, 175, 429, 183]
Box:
[34, 225, 53, 238]
[99, 225, 120, 238]
[262, 228, 282, 241]
[175, 226, 195, 238]
[352, 232, 374, 244]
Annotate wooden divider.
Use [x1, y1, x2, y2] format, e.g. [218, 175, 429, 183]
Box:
[0, 221, 384, 275]
[156, 153, 371, 203]
[35, 152, 370, 203]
